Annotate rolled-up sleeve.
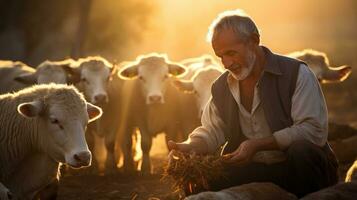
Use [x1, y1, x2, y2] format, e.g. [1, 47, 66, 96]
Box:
[273, 64, 328, 150]
[189, 97, 227, 153]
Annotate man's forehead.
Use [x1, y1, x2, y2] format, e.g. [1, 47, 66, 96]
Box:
[212, 29, 242, 53]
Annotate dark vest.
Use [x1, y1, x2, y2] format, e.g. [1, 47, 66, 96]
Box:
[211, 46, 303, 154]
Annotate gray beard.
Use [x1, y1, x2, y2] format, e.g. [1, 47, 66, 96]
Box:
[231, 50, 256, 81]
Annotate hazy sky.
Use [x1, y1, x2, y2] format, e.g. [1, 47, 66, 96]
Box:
[125, 0, 356, 62]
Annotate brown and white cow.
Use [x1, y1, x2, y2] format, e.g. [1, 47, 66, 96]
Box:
[117, 53, 186, 174]
[0, 84, 102, 199]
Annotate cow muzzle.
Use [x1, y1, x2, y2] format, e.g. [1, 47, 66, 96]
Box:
[68, 151, 92, 168]
[93, 94, 108, 105]
[148, 94, 164, 104]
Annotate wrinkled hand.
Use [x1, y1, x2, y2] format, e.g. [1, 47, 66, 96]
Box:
[222, 139, 259, 165]
[0, 183, 13, 200]
[167, 139, 208, 165]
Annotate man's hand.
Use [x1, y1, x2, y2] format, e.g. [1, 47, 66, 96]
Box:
[222, 136, 280, 165]
[222, 139, 259, 165]
[167, 138, 208, 154]
[167, 138, 209, 165]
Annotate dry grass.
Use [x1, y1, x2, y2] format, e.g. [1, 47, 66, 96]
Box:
[162, 150, 226, 196]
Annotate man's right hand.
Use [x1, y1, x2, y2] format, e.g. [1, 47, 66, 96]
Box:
[167, 138, 209, 154]
[167, 140, 195, 153]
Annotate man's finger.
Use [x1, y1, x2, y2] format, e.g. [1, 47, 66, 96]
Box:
[168, 140, 192, 152]
[225, 152, 246, 164]
[222, 153, 234, 161]
[167, 140, 178, 151]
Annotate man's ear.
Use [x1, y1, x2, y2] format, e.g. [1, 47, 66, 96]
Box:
[14, 72, 38, 84]
[250, 33, 260, 46]
[86, 102, 103, 123]
[172, 79, 195, 93]
[168, 63, 187, 77]
[17, 100, 43, 118]
[118, 63, 139, 80]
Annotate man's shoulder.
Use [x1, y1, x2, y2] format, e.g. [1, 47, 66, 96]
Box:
[212, 71, 229, 91]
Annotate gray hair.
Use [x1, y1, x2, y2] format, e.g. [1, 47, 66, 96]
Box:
[206, 9, 260, 43]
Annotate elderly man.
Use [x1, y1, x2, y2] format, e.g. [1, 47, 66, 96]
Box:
[168, 10, 338, 198]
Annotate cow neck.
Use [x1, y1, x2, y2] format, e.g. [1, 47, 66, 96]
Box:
[0, 96, 41, 180]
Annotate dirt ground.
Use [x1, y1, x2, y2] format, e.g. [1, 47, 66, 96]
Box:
[57, 155, 353, 200]
[57, 156, 184, 200]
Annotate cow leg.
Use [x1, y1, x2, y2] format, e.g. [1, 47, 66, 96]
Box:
[92, 133, 107, 174]
[140, 128, 153, 175]
[105, 130, 117, 174]
[121, 127, 135, 172]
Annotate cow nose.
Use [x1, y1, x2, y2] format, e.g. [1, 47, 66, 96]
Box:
[94, 94, 108, 104]
[73, 151, 92, 167]
[149, 95, 162, 103]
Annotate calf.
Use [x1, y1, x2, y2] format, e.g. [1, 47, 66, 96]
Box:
[72, 57, 121, 174]
[118, 53, 186, 174]
[0, 84, 102, 199]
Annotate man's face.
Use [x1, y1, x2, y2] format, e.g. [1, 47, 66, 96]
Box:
[212, 28, 256, 80]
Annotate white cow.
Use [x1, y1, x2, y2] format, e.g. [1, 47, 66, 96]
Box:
[287, 49, 352, 83]
[118, 53, 186, 174]
[0, 84, 102, 199]
[72, 57, 121, 174]
[0, 59, 78, 94]
[73, 56, 117, 105]
[175, 66, 223, 118]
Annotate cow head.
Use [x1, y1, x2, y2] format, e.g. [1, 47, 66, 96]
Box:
[14, 59, 79, 85]
[119, 53, 186, 104]
[17, 84, 102, 168]
[288, 49, 352, 83]
[74, 56, 118, 105]
[174, 67, 222, 117]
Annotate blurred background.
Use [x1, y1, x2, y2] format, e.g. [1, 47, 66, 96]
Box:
[0, 0, 356, 126]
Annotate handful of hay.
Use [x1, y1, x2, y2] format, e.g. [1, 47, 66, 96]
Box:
[163, 150, 226, 196]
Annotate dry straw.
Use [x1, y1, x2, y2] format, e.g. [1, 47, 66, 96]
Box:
[163, 150, 226, 196]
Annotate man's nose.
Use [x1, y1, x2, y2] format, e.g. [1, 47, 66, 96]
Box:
[222, 57, 233, 69]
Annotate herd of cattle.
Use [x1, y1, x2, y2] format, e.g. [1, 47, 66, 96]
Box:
[0, 49, 353, 199]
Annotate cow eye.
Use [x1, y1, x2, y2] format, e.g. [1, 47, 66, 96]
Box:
[81, 78, 88, 83]
[138, 76, 145, 82]
[50, 118, 64, 129]
[50, 118, 59, 124]
[163, 74, 169, 80]
[194, 90, 199, 96]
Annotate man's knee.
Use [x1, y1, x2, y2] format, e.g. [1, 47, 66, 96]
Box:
[287, 140, 323, 162]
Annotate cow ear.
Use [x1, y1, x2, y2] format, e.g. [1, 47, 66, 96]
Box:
[173, 80, 195, 93]
[17, 100, 43, 118]
[86, 102, 103, 123]
[118, 64, 139, 80]
[14, 72, 37, 84]
[61, 64, 81, 84]
[168, 63, 187, 77]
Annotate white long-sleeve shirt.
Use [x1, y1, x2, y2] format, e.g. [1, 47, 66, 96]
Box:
[189, 64, 328, 164]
